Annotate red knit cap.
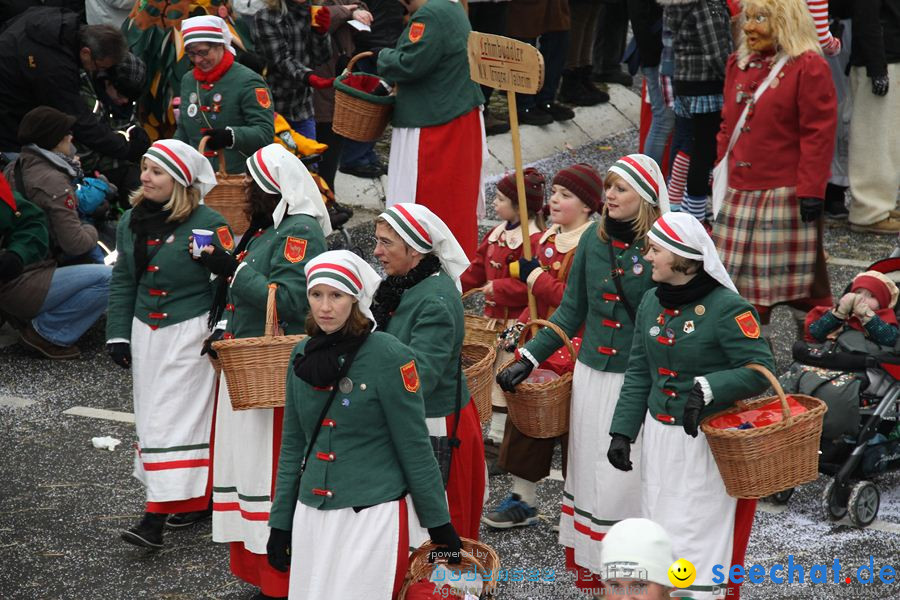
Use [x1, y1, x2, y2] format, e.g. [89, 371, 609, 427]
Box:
[852, 271, 899, 310]
[496, 167, 546, 214]
[552, 163, 604, 212]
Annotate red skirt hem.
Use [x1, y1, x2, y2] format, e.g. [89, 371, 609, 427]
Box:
[229, 541, 290, 597]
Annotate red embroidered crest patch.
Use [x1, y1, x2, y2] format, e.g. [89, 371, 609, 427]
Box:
[735, 311, 760, 339]
[64, 195, 75, 210]
[255, 87, 272, 109]
[216, 226, 234, 250]
[409, 21, 425, 43]
[284, 237, 308, 263]
[400, 360, 420, 392]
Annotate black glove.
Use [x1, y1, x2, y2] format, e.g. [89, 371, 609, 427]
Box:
[798, 197, 823, 223]
[872, 74, 889, 97]
[125, 126, 151, 162]
[607, 433, 633, 471]
[201, 328, 226, 359]
[0, 251, 24, 283]
[496, 357, 534, 392]
[682, 381, 707, 438]
[266, 527, 292, 572]
[203, 128, 234, 151]
[198, 246, 238, 277]
[516, 257, 541, 282]
[427, 522, 462, 564]
[107, 342, 132, 369]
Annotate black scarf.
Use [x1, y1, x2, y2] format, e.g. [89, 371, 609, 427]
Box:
[603, 216, 637, 245]
[655, 268, 720, 309]
[130, 200, 181, 282]
[293, 329, 370, 387]
[207, 212, 275, 330]
[371, 253, 441, 331]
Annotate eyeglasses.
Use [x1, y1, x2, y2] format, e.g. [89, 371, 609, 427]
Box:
[744, 13, 769, 24]
[186, 47, 213, 59]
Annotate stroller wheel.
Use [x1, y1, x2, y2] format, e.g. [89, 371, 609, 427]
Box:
[847, 481, 880, 528]
[821, 479, 848, 520]
[764, 488, 794, 505]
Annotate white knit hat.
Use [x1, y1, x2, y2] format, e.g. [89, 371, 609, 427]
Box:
[305, 250, 382, 325]
[607, 153, 671, 214]
[143, 139, 218, 198]
[601, 518, 674, 587]
[648, 212, 738, 293]
[181, 15, 235, 54]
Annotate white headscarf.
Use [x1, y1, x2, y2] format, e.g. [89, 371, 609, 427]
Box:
[181, 15, 235, 55]
[378, 203, 470, 289]
[647, 212, 737, 293]
[305, 250, 382, 325]
[246, 144, 333, 236]
[607, 153, 670, 214]
[143, 139, 218, 198]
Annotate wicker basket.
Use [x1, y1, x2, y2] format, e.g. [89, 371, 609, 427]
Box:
[199, 136, 250, 236]
[211, 284, 305, 410]
[398, 537, 501, 599]
[333, 52, 395, 143]
[461, 289, 505, 347]
[462, 343, 496, 424]
[701, 364, 827, 499]
[501, 319, 575, 438]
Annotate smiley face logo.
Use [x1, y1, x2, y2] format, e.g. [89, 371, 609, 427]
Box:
[668, 559, 697, 588]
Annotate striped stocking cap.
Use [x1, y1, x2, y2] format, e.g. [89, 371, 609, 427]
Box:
[305, 250, 382, 325]
[143, 139, 217, 198]
[379, 203, 470, 289]
[648, 212, 737, 292]
[181, 16, 235, 54]
[607, 153, 670, 214]
[247, 143, 332, 236]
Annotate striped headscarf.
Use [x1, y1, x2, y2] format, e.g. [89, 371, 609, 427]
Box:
[305, 250, 382, 324]
[247, 143, 332, 236]
[181, 16, 235, 54]
[648, 212, 737, 292]
[378, 203, 470, 289]
[607, 153, 670, 214]
[143, 139, 217, 198]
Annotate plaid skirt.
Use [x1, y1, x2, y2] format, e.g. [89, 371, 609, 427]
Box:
[713, 186, 817, 307]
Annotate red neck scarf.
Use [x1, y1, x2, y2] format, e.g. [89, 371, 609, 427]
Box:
[193, 50, 234, 87]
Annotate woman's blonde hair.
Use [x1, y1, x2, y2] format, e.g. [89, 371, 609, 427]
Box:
[737, 0, 821, 67]
[597, 171, 662, 244]
[129, 161, 201, 222]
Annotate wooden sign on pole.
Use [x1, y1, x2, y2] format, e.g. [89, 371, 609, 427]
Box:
[468, 32, 545, 324]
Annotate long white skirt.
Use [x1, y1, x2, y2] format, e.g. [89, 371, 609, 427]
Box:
[131, 315, 216, 503]
[211, 371, 280, 554]
[642, 413, 736, 599]
[289, 498, 410, 600]
[558, 363, 643, 574]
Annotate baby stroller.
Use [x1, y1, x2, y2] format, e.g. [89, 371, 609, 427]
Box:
[775, 255, 900, 527]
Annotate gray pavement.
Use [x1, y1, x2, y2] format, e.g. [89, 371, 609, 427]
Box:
[2, 134, 899, 600]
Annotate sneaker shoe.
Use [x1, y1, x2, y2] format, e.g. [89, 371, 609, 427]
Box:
[481, 493, 539, 529]
[517, 106, 553, 126]
[850, 216, 900, 234]
[593, 69, 633, 87]
[121, 512, 167, 549]
[165, 507, 212, 529]
[339, 163, 384, 179]
[484, 110, 511, 136]
[824, 200, 849, 220]
[541, 102, 575, 122]
[19, 324, 80, 359]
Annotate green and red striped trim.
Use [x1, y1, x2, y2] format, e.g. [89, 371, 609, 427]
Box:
[381, 205, 433, 251]
[144, 142, 193, 187]
[649, 216, 702, 258]
[247, 149, 280, 194]
[307, 262, 363, 295]
[609, 156, 659, 206]
[182, 25, 225, 46]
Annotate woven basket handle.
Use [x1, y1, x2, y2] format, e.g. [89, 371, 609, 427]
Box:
[744, 363, 791, 422]
[198, 135, 228, 177]
[265, 283, 283, 338]
[518, 319, 576, 361]
[343, 51, 374, 75]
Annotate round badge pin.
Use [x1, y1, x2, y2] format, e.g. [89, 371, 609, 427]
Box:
[650, 325, 660, 336]
[213, 93, 222, 103]
[632, 255, 639, 263]
[341, 398, 350, 407]
[544, 248, 554, 258]
[695, 305, 706, 316]
[632, 263, 644, 275]
[189, 92, 198, 103]
[666, 328, 675, 339]
[187, 104, 198, 118]
[166, 234, 175, 244]
[338, 377, 353, 394]
[552, 261, 561, 270]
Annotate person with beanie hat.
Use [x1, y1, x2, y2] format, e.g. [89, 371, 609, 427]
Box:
[495, 155, 665, 593]
[461, 168, 546, 456]
[600, 518, 676, 599]
[806, 270, 900, 346]
[609, 212, 774, 600]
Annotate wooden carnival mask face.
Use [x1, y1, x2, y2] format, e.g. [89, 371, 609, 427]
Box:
[742, 9, 776, 53]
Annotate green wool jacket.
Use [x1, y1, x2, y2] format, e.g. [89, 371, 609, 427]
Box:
[524, 223, 655, 372]
[610, 286, 775, 441]
[224, 214, 327, 339]
[384, 271, 470, 419]
[174, 61, 275, 174]
[1, 191, 49, 267]
[106, 205, 230, 340]
[269, 333, 451, 530]
[377, 0, 484, 128]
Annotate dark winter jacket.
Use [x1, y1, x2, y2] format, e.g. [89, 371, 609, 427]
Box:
[850, 0, 900, 77]
[352, 0, 406, 53]
[658, 0, 733, 95]
[0, 0, 83, 28]
[0, 7, 131, 158]
[626, 0, 663, 68]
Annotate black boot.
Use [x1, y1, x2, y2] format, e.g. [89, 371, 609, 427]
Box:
[577, 66, 610, 104]
[166, 506, 213, 529]
[121, 512, 167, 549]
[824, 183, 849, 220]
[541, 101, 575, 122]
[558, 69, 584, 105]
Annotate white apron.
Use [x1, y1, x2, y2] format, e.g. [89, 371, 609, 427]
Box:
[642, 413, 736, 599]
[131, 315, 216, 502]
[212, 371, 279, 554]
[558, 363, 643, 574]
[289, 498, 409, 600]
